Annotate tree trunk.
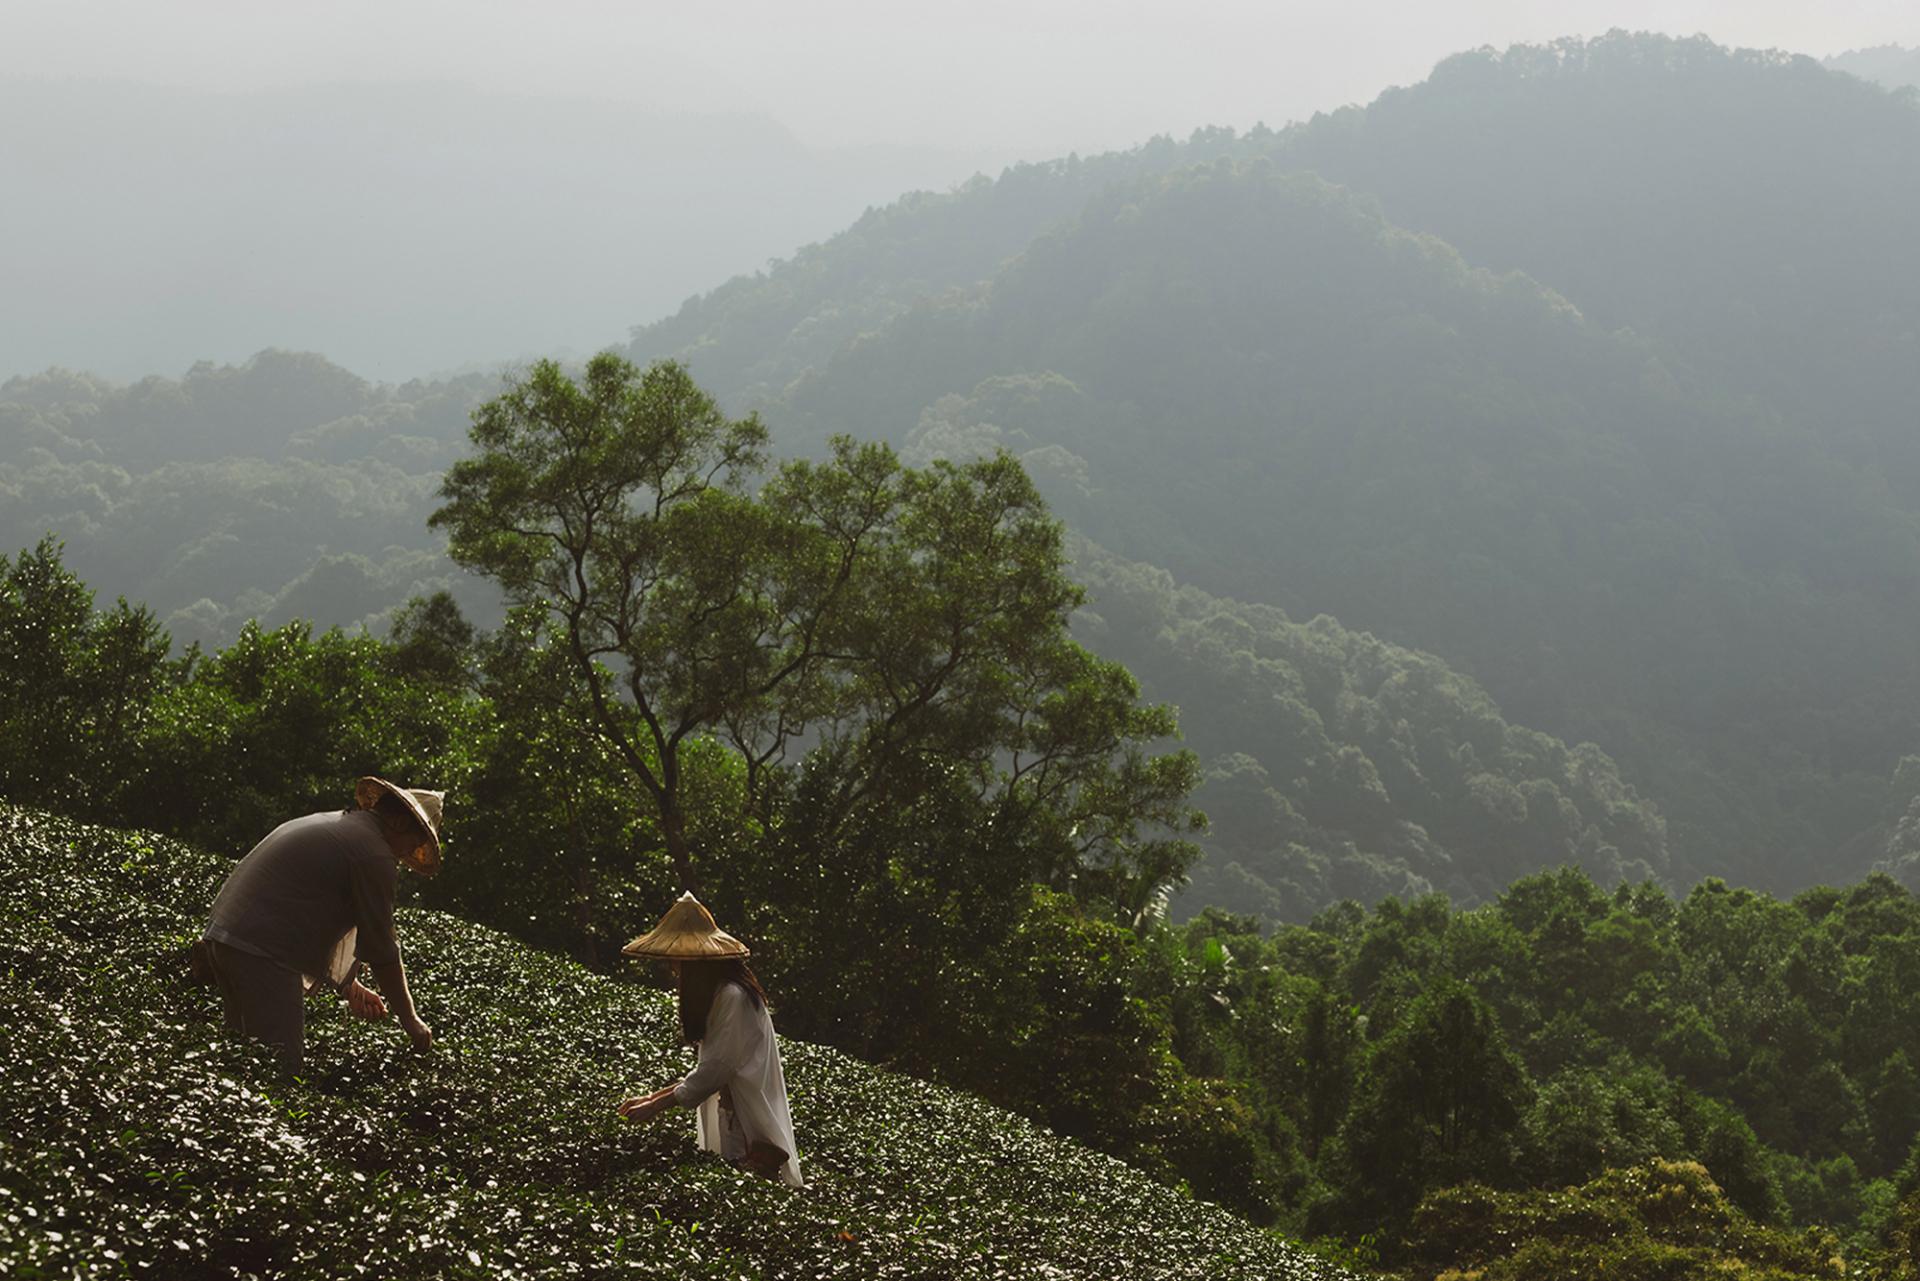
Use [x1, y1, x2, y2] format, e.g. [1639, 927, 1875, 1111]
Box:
[663, 806, 697, 894]
[570, 860, 596, 965]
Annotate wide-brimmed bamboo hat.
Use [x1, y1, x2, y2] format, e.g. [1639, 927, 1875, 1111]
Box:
[354, 776, 445, 876]
[621, 892, 750, 961]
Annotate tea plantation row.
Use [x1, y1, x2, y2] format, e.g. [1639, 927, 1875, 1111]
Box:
[0, 806, 1363, 1280]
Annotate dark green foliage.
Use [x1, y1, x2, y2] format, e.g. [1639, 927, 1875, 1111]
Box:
[126, 618, 479, 857]
[1153, 866, 1920, 1250]
[0, 542, 1248, 1226]
[1073, 541, 1666, 920]
[625, 128, 1277, 406]
[432, 354, 1202, 911]
[0, 356, 491, 649]
[1409, 1161, 1845, 1280]
[0, 537, 174, 818]
[388, 590, 477, 689]
[0, 806, 1358, 1281]
[1321, 981, 1530, 1232]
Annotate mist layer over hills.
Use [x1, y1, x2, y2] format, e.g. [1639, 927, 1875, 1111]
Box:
[0, 78, 1017, 382]
[9, 31, 1920, 920]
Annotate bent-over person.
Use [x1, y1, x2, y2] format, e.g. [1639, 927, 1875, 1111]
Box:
[617, 893, 804, 1187]
[200, 776, 443, 1069]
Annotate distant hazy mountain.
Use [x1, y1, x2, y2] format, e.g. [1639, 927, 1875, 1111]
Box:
[13, 33, 1920, 918]
[627, 126, 1276, 407]
[774, 156, 1920, 893]
[638, 33, 1920, 474]
[625, 33, 1920, 899]
[0, 354, 495, 647]
[1276, 33, 1920, 463]
[0, 78, 1021, 384]
[1826, 44, 1920, 90]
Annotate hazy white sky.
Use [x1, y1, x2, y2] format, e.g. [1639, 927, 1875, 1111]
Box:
[9, 0, 1917, 153]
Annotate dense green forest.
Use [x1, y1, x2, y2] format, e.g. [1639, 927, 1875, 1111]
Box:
[1073, 539, 1667, 918]
[625, 33, 1920, 904]
[0, 356, 491, 647]
[17, 537, 1920, 1276]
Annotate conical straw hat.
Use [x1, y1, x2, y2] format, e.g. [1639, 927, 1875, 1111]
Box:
[622, 892, 750, 960]
[354, 776, 445, 876]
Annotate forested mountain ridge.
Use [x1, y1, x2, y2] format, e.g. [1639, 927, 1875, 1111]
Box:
[629, 33, 1920, 471]
[1276, 32, 1920, 469]
[1071, 539, 1668, 918]
[613, 36, 1920, 905]
[772, 154, 1920, 896]
[0, 351, 483, 467]
[2, 341, 1669, 926]
[625, 126, 1278, 407]
[0, 356, 494, 645]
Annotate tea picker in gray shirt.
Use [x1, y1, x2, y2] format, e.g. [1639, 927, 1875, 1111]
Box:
[201, 776, 445, 1069]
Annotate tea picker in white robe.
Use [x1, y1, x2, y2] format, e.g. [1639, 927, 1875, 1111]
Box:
[616, 893, 804, 1188]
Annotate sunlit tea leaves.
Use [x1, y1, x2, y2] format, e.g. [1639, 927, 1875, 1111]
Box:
[0, 806, 1357, 1279]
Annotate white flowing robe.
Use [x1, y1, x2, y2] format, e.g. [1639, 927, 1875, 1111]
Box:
[671, 982, 804, 1187]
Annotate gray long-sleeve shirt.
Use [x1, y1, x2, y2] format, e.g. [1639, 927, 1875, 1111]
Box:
[204, 809, 401, 989]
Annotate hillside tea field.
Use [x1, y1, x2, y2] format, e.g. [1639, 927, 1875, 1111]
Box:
[0, 807, 1360, 1280]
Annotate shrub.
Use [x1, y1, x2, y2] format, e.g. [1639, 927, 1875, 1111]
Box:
[1408, 1160, 1846, 1280]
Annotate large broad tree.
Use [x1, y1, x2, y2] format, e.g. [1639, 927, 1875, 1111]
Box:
[432, 353, 1200, 903]
[434, 355, 801, 889]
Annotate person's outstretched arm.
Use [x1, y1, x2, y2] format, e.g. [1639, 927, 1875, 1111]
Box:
[371, 960, 432, 1051]
[618, 987, 754, 1123]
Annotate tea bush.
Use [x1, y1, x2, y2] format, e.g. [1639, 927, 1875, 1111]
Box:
[0, 806, 1361, 1280]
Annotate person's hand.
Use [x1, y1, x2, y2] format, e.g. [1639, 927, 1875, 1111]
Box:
[400, 1013, 433, 1052]
[617, 1088, 675, 1122]
[346, 980, 389, 1021]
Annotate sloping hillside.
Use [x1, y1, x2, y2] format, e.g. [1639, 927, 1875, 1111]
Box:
[779, 156, 1920, 891]
[625, 129, 1275, 407]
[1278, 32, 1920, 464]
[1070, 541, 1667, 919]
[0, 805, 1359, 1280]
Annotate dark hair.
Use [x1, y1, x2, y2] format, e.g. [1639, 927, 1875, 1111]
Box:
[676, 958, 767, 1044]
